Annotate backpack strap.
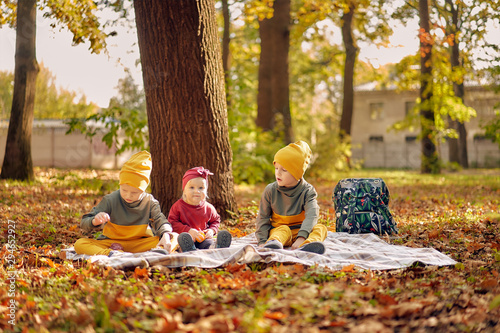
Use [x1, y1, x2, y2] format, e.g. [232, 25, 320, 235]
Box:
[371, 193, 398, 234]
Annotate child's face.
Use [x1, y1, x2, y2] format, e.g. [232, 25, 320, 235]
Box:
[183, 177, 207, 206]
[120, 183, 145, 204]
[274, 162, 298, 187]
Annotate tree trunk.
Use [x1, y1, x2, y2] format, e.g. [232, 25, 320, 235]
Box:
[448, 115, 460, 164]
[133, 0, 237, 220]
[256, 17, 275, 132]
[221, 0, 231, 106]
[0, 0, 39, 181]
[448, 1, 468, 168]
[272, 0, 293, 144]
[419, 0, 440, 174]
[339, 3, 358, 139]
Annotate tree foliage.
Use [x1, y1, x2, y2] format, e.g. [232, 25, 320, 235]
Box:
[1, 65, 98, 120]
[0, 0, 124, 181]
[65, 71, 148, 154]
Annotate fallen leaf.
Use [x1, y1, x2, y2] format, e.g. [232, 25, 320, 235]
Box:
[264, 311, 287, 320]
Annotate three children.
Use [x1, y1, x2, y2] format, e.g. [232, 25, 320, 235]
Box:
[75, 141, 327, 257]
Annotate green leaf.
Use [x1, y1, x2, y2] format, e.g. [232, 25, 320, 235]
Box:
[489, 295, 500, 311]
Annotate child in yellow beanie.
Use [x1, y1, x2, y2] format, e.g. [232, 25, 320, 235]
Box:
[74, 151, 176, 256]
[255, 141, 328, 254]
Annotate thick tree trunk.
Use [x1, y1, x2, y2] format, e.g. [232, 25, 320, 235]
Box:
[419, 0, 440, 174]
[221, 0, 231, 106]
[339, 4, 358, 139]
[256, 0, 292, 144]
[133, 0, 237, 219]
[1, 0, 39, 181]
[256, 17, 275, 132]
[272, 0, 293, 144]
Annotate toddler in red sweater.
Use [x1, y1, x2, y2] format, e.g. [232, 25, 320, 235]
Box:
[168, 167, 232, 252]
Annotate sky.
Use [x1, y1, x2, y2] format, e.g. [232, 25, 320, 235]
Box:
[1, 10, 422, 109]
[0, 10, 143, 108]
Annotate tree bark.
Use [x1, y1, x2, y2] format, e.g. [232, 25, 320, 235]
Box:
[339, 3, 358, 139]
[256, 16, 275, 132]
[221, 0, 231, 106]
[133, 0, 237, 219]
[1, 0, 39, 181]
[447, 1, 468, 168]
[419, 0, 440, 174]
[272, 0, 293, 144]
[256, 0, 292, 144]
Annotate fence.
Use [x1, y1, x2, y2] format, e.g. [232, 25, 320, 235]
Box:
[0, 120, 135, 169]
[352, 139, 500, 169]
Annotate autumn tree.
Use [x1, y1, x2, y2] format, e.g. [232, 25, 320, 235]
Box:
[0, 0, 110, 180]
[419, 0, 440, 174]
[435, 0, 500, 168]
[221, 0, 231, 105]
[329, 0, 392, 139]
[0, 0, 38, 181]
[256, 0, 293, 144]
[338, 1, 357, 139]
[133, 0, 237, 219]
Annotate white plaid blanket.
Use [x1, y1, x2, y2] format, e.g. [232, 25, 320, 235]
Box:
[63, 232, 457, 271]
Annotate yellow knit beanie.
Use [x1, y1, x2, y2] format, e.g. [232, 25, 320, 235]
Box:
[273, 140, 312, 181]
[119, 151, 152, 191]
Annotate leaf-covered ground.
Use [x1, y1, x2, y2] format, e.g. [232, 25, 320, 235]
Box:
[1, 168, 499, 332]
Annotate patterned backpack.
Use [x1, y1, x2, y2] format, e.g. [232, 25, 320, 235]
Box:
[332, 178, 398, 235]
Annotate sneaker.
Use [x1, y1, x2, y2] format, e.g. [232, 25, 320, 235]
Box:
[263, 239, 283, 250]
[299, 242, 325, 254]
[178, 233, 196, 253]
[108, 250, 126, 257]
[216, 230, 232, 249]
[150, 248, 169, 255]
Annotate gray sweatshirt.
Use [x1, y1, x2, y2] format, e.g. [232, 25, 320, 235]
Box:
[255, 179, 319, 245]
[81, 190, 172, 240]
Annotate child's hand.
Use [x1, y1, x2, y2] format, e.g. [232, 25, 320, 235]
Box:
[291, 237, 306, 250]
[189, 229, 205, 242]
[204, 229, 214, 239]
[157, 234, 172, 253]
[92, 212, 110, 226]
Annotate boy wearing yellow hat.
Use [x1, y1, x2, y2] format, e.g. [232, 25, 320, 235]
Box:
[256, 141, 328, 254]
[74, 151, 176, 256]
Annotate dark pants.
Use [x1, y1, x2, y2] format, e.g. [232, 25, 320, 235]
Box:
[196, 238, 214, 250]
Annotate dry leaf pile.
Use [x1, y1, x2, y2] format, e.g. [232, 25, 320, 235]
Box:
[1, 168, 499, 332]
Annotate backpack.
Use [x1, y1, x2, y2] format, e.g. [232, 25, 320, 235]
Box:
[332, 178, 398, 235]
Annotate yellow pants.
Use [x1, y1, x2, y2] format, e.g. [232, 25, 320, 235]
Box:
[267, 224, 327, 247]
[74, 236, 167, 256]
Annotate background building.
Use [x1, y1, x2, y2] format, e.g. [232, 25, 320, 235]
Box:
[0, 120, 135, 169]
[351, 85, 500, 168]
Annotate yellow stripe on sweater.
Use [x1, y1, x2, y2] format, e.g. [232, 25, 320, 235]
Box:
[103, 221, 150, 240]
[271, 211, 305, 229]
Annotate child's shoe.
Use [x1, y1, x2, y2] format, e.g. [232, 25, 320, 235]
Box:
[263, 239, 283, 249]
[150, 248, 169, 255]
[108, 250, 126, 257]
[178, 232, 196, 252]
[299, 242, 325, 254]
[216, 230, 232, 248]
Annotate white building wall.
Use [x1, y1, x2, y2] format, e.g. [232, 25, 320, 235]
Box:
[0, 120, 138, 169]
[351, 87, 500, 168]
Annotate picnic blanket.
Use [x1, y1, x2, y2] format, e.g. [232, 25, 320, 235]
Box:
[63, 232, 457, 271]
